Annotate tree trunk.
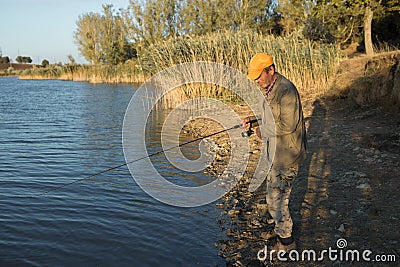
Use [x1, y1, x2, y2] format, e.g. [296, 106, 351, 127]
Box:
[364, 6, 374, 56]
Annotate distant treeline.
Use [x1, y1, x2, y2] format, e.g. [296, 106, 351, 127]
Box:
[73, 0, 399, 65]
[0, 56, 33, 64]
[0, 56, 10, 63]
[19, 61, 144, 83]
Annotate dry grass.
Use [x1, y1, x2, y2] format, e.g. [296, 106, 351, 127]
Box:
[19, 30, 342, 107]
[139, 30, 343, 108]
[19, 61, 145, 83]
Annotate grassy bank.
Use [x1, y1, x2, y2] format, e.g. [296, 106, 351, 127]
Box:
[20, 61, 145, 83]
[0, 63, 38, 77]
[140, 31, 342, 108]
[19, 30, 342, 104]
[141, 31, 341, 93]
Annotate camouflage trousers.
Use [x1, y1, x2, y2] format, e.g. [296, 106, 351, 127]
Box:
[266, 164, 299, 239]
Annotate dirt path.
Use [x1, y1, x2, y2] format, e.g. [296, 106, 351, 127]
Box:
[289, 96, 399, 266]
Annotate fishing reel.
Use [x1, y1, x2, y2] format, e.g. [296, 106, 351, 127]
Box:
[241, 117, 259, 138]
[241, 128, 254, 137]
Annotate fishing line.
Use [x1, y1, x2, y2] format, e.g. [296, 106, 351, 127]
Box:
[31, 120, 259, 198]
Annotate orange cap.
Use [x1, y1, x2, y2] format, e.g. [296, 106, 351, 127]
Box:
[247, 53, 274, 80]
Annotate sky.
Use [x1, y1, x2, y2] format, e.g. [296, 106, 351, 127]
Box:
[0, 0, 131, 64]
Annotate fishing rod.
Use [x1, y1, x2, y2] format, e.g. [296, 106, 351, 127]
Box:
[32, 119, 259, 198]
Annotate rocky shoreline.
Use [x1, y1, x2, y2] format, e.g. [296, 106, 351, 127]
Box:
[182, 103, 282, 266]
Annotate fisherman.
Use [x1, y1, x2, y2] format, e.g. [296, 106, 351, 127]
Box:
[243, 53, 307, 252]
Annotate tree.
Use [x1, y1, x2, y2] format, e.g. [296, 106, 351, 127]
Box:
[41, 59, 49, 67]
[276, 0, 314, 35]
[22, 56, 32, 63]
[99, 4, 133, 64]
[125, 0, 180, 46]
[0, 56, 10, 63]
[312, 1, 362, 46]
[178, 0, 271, 34]
[16, 56, 23, 63]
[235, 0, 277, 33]
[74, 12, 103, 64]
[358, 0, 400, 55]
[344, 0, 381, 56]
[313, 0, 400, 55]
[75, 5, 135, 64]
[364, 4, 374, 55]
[124, 0, 272, 46]
[302, 16, 334, 43]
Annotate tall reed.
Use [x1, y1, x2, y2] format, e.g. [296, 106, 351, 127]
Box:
[139, 30, 342, 108]
[19, 30, 342, 107]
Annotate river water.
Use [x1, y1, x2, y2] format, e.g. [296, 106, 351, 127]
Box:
[0, 77, 225, 266]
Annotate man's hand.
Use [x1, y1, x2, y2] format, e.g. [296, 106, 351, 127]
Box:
[242, 117, 251, 131]
[242, 116, 259, 129]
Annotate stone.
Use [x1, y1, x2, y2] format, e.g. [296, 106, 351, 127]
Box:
[330, 209, 338, 215]
[228, 209, 240, 217]
[356, 183, 371, 189]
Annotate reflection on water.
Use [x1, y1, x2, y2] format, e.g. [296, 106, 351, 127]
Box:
[0, 77, 224, 266]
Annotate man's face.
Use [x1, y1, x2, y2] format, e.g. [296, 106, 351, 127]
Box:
[255, 67, 274, 89]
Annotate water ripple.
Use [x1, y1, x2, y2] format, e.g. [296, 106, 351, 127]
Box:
[0, 78, 224, 266]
